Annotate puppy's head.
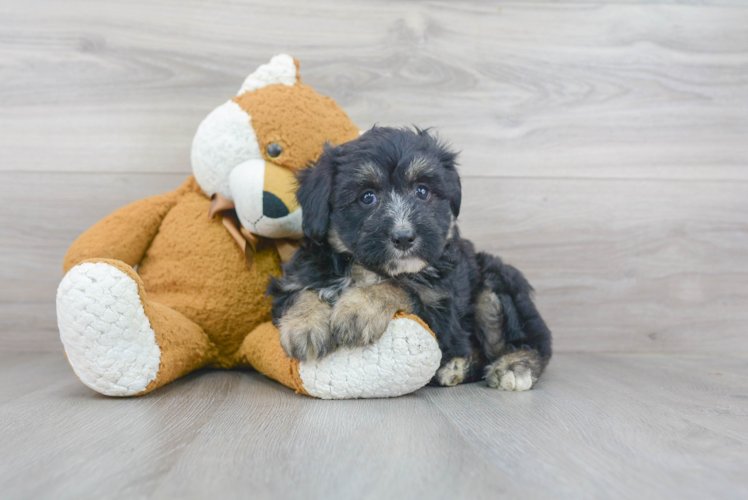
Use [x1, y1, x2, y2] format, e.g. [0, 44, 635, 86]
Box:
[296, 126, 460, 276]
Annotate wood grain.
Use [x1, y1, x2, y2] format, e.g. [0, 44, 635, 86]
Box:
[2, 0, 747, 353]
[1, 351, 746, 499]
[2, 2, 747, 499]
[2, 172, 746, 353]
[0, 172, 182, 351]
[463, 176, 748, 353]
[1, 1, 746, 179]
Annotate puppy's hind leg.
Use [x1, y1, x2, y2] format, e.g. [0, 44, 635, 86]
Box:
[476, 289, 545, 391]
[475, 253, 552, 391]
[485, 348, 543, 391]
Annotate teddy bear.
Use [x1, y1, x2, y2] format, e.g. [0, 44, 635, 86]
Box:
[56, 55, 442, 399]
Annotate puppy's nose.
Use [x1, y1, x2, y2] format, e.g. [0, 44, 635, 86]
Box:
[391, 229, 416, 251]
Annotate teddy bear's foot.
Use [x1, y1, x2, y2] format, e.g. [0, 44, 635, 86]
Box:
[300, 314, 442, 399]
[57, 259, 215, 396]
[57, 261, 162, 396]
[239, 313, 442, 399]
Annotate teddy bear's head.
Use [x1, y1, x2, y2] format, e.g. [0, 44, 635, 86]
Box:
[191, 54, 359, 239]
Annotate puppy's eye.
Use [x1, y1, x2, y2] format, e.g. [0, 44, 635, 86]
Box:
[415, 185, 430, 201]
[360, 191, 377, 206]
[266, 142, 283, 158]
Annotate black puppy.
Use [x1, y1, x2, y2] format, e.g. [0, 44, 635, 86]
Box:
[268, 127, 552, 390]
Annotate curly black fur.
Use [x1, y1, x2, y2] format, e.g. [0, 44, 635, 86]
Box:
[268, 126, 552, 387]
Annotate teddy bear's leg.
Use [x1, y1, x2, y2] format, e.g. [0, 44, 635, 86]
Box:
[57, 259, 216, 397]
[234, 314, 442, 399]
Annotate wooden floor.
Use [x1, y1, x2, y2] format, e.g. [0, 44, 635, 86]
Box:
[2, 0, 748, 498]
[1, 352, 747, 499]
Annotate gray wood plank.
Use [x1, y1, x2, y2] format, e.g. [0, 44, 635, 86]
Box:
[2, 1, 747, 499]
[427, 354, 748, 499]
[1, 1, 746, 180]
[2, 172, 746, 353]
[1, 352, 746, 499]
[464, 176, 748, 353]
[0, 172, 184, 351]
[2, 0, 747, 352]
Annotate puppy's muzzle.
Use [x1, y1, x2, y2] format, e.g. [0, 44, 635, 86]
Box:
[391, 229, 416, 251]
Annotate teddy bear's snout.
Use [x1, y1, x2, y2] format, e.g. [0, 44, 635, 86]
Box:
[229, 159, 304, 239]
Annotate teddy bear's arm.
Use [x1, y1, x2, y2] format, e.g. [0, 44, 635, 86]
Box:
[62, 192, 178, 274]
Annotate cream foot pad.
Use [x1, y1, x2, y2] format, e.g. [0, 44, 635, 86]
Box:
[57, 262, 161, 396]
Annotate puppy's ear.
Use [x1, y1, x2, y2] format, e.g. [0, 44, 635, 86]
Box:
[437, 140, 461, 218]
[449, 177, 462, 218]
[419, 127, 462, 218]
[296, 144, 338, 242]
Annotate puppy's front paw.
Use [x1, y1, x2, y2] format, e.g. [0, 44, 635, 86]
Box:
[485, 349, 543, 391]
[279, 291, 334, 361]
[330, 285, 403, 347]
[436, 357, 470, 387]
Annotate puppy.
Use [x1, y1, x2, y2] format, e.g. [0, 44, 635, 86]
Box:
[268, 127, 552, 390]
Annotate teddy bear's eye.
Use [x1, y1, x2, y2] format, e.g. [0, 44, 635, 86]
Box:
[266, 143, 283, 158]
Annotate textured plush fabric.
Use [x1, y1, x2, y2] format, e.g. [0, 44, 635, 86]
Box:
[237, 53, 299, 95]
[135, 178, 281, 366]
[58, 257, 218, 396]
[57, 55, 442, 398]
[58, 177, 443, 397]
[236, 314, 441, 399]
[57, 261, 163, 396]
[235, 320, 309, 395]
[298, 314, 442, 399]
[191, 100, 261, 200]
[62, 190, 180, 274]
[59, 176, 276, 381]
[233, 83, 360, 171]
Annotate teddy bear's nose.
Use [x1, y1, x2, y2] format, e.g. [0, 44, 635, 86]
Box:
[262, 191, 290, 219]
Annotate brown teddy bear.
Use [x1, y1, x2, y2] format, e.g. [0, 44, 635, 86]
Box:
[57, 55, 442, 399]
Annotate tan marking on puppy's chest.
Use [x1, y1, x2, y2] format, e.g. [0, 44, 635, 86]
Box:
[350, 264, 383, 286]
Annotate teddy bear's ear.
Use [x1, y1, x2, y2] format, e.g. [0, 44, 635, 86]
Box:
[237, 54, 300, 96]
